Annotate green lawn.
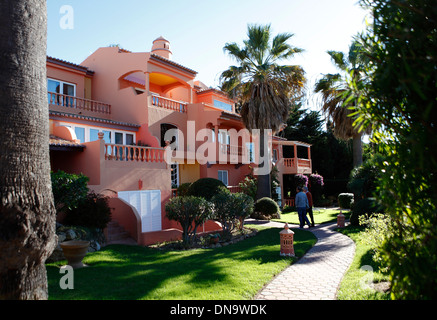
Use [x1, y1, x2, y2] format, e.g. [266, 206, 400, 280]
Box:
[336, 226, 390, 300]
[47, 226, 316, 300]
[273, 208, 351, 225]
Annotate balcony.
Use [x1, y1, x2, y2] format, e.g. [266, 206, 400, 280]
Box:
[219, 143, 246, 157]
[48, 92, 111, 115]
[278, 157, 312, 175]
[104, 143, 166, 163]
[151, 95, 187, 113]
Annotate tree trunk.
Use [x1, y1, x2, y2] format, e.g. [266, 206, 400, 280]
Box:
[256, 129, 271, 200]
[0, 0, 57, 300]
[352, 133, 363, 168]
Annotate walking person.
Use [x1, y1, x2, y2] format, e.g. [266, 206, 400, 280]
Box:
[295, 186, 311, 228]
[303, 186, 315, 227]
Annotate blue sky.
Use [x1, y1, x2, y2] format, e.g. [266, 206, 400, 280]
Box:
[47, 0, 369, 110]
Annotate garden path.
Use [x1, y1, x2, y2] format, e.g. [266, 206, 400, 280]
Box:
[249, 219, 356, 300]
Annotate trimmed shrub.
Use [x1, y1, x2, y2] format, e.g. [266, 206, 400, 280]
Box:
[232, 192, 255, 229]
[187, 178, 226, 200]
[347, 154, 382, 199]
[63, 192, 112, 230]
[51, 170, 89, 213]
[350, 197, 380, 226]
[253, 197, 280, 220]
[176, 182, 191, 197]
[211, 187, 254, 235]
[338, 193, 354, 209]
[165, 196, 214, 245]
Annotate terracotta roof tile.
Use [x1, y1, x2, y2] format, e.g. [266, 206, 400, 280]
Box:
[49, 111, 141, 129]
[49, 135, 85, 148]
[150, 53, 197, 75]
[47, 56, 95, 75]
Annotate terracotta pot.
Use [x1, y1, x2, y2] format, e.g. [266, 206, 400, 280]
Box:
[60, 240, 90, 269]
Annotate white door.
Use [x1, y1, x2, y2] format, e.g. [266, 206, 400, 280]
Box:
[118, 190, 162, 233]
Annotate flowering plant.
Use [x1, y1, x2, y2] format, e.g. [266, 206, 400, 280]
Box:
[310, 173, 324, 187]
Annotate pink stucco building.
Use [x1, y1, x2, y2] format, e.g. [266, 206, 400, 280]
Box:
[48, 37, 312, 245]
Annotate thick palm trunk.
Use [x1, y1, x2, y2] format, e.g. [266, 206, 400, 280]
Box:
[352, 133, 363, 168]
[256, 129, 271, 200]
[0, 0, 57, 300]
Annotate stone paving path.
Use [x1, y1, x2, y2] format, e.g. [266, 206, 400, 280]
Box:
[251, 220, 356, 300]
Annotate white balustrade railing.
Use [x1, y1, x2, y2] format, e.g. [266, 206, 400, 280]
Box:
[105, 144, 166, 163]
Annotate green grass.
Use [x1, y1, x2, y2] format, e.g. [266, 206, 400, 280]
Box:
[273, 208, 351, 225]
[47, 226, 316, 300]
[336, 226, 390, 300]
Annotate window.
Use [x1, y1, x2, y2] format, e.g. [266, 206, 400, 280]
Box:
[48, 79, 76, 107]
[115, 132, 123, 145]
[171, 163, 179, 188]
[218, 130, 230, 145]
[59, 123, 136, 146]
[90, 129, 100, 142]
[246, 142, 255, 163]
[213, 100, 233, 112]
[48, 79, 76, 95]
[48, 79, 61, 94]
[126, 134, 134, 145]
[102, 130, 111, 144]
[75, 127, 85, 143]
[218, 170, 229, 186]
[63, 83, 75, 96]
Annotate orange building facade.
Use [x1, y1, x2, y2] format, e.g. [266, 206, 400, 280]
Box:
[48, 37, 312, 245]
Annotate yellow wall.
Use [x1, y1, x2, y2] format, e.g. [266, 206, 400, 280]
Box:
[179, 163, 200, 184]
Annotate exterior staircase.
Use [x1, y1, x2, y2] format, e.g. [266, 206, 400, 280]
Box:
[105, 220, 137, 246]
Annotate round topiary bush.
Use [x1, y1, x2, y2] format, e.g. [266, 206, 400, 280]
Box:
[338, 193, 354, 209]
[253, 197, 280, 220]
[176, 182, 192, 197]
[187, 178, 226, 201]
[350, 197, 380, 226]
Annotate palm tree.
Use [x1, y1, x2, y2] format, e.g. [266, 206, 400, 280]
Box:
[315, 41, 369, 168]
[220, 24, 305, 199]
[0, 0, 57, 299]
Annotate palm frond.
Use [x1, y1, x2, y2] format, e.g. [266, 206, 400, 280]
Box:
[270, 33, 303, 62]
[327, 51, 348, 71]
[223, 43, 247, 62]
[245, 24, 271, 64]
[220, 24, 306, 133]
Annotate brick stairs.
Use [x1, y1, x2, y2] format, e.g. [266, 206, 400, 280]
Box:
[105, 220, 138, 246]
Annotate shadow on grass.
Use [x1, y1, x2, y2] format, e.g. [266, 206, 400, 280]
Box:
[47, 227, 316, 300]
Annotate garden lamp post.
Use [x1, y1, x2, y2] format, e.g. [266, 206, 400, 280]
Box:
[337, 211, 345, 228]
[280, 223, 295, 257]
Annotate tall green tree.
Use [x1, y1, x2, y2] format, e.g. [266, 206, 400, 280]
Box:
[315, 41, 370, 167]
[283, 108, 324, 143]
[0, 0, 57, 299]
[281, 108, 354, 196]
[351, 0, 437, 299]
[220, 24, 306, 199]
